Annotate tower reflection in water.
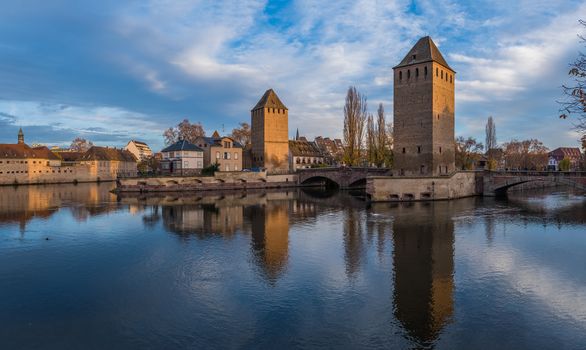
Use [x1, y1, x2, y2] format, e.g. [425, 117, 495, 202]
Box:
[391, 202, 455, 346]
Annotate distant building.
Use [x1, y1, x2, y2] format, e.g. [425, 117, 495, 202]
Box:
[393, 36, 455, 176]
[194, 131, 243, 171]
[125, 140, 153, 161]
[160, 139, 204, 175]
[0, 129, 136, 185]
[548, 147, 582, 171]
[251, 89, 289, 173]
[79, 146, 138, 179]
[314, 136, 344, 165]
[289, 139, 325, 171]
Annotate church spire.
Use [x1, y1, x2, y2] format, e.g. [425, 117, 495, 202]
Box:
[17, 128, 24, 144]
[295, 128, 299, 140]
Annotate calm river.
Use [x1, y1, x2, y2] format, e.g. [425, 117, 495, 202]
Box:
[0, 183, 585, 349]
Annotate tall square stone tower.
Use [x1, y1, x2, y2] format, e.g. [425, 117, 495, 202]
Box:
[393, 36, 455, 176]
[251, 89, 289, 172]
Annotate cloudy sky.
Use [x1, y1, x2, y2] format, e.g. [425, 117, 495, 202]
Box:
[0, 0, 584, 151]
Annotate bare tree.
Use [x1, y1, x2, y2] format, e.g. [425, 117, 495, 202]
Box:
[502, 139, 549, 170]
[163, 119, 205, 145]
[375, 103, 388, 167]
[455, 136, 484, 170]
[485, 116, 497, 151]
[342, 87, 367, 166]
[366, 114, 376, 166]
[559, 20, 586, 134]
[230, 122, 251, 146]
[70, 137, 93, 152]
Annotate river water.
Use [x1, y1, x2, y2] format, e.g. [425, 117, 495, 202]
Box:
[0, 183, 585, 349]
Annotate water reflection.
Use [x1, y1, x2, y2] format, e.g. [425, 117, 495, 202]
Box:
[389, 202, 455, 346]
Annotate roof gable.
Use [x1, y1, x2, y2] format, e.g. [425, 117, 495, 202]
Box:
[394, 36, 453, 71]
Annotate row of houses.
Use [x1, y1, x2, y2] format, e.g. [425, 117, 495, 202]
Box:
[0, 129, 137, 185]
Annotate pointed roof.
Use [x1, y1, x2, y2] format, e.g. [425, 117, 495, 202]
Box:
[212, 130, 220, 138]
[252, 89, 288, 111]
[18, 128, 23, 136]
[394, 36, 453, 71]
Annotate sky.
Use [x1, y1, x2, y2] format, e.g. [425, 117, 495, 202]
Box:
[0, 0, 584, 151]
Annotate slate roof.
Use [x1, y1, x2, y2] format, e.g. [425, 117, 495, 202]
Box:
[0, 144, 59, 159]
[549, 147, 582, 161]
[161, 140, 203, 153]
[394, 36, 453, 71]
[54, 151, 85, 162]
[289, 140, 324, 157]
[196, 136, 243, 148]
[252, 89, 288, 111]
[80, 146, 137, 162]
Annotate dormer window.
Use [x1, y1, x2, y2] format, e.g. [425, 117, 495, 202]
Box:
[412, 54, 416, 60]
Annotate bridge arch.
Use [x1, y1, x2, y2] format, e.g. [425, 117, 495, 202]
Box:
[486, 172, 586, 196]
[300, 175, 341, 188]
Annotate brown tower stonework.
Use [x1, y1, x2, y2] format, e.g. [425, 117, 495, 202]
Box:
[251, 89, 289, 172]
[393, 36, 455, 176]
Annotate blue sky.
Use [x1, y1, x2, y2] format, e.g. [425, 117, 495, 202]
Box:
[0, 0, 584, 151]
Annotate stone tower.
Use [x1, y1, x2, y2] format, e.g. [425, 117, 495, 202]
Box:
[17, 128, 24, 144]
[393, 36, 455, 176]
[251, 89, 289, 172]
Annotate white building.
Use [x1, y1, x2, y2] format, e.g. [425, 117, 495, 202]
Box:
[124, 140, 153, 161]
[160, 139, 204, 175]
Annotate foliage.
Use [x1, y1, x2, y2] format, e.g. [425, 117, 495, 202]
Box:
[366, 103, 392, 167]
[455, 136, 484, 170]
[559, 20, 586, 135]
[502, 139, 549, 170]
[230, 122, 251, 146]
[201, 163, 219, 176]
[163, 119, 205, 145]
[70, 137, 93, 152]
[558, 157, 571, 171]
[137, 156, 160, 175]
[342, 86, 367, 166]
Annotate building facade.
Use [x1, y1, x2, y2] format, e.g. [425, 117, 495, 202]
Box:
[393, 36, 455, 176]
[313, 136, 344, 165]
[289, 138, 325, 171]
[548, 147, 582, 171]
[160, 139, 204, 175]
[125, 140, 153, 161]
[0, 130, 136, 185]
[194, 131, 243, 172]
[251, 89, 289, 173]
[79, 146, 138, 180]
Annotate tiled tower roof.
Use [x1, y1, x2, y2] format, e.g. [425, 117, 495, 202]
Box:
[252, 89, 288, 111]
[394, 36, 453, 71]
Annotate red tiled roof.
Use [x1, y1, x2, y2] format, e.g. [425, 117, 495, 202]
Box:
[80, 146, 137, 162]
[0, 144, 59, 159]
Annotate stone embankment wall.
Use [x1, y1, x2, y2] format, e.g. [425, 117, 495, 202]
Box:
[366, 171, 481, 202]
[116, 171, 299, 192]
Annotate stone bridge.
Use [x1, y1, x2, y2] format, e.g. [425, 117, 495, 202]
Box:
[483, 171, 586, 196]
[297, 167, 391, 189]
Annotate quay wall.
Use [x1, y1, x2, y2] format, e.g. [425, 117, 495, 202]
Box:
[116, 172, 299, 193]
[366, 171, 481, 202]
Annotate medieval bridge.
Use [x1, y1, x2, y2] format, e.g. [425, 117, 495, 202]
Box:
[483, 171, 586, 196]
[297, 167, 391, 189]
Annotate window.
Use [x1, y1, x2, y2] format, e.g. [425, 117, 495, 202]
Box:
[407, 69, 411, 79]
[184, 161, 188, 168]
[415, 68, 419, 77]
[424, 66, 428, 77]
[234, 165, 238, 171]
[399, 71, 402, 80]
[436, 67, 438, 76]
[439, 147, 442, 154]
[235, 153, 238, 160]
[417, 146, 421, 153]
[441, 70, 443, 79]
[402, 148, 406, 154]
[412, 54, 416, 60]
[437, 114, 440, 120]
[216, 151, 220, 159]
[224, 141, 231, 148]
[450, 75, 453, 83]
[225, 165, 230, 171]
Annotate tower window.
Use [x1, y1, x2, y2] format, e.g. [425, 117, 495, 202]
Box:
[436, 68, 438, 76]
[437, 114, 440, 120]
[407, 69, 411, 79]
[399, 71, 402, 81]
[402, 148, 406, 154]
[417, 146, 421, 153]
[439, 147, 442, 154]
[450, 75, 453, 83]
[441, 70, 443, 79]
[424, 66, 428, 77]
[412, 54, 416, 60]
[415, 68, 419, 77]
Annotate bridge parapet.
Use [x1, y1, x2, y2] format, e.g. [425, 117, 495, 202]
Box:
[297, 167, 390, 188]
[483, 170, 586, 195]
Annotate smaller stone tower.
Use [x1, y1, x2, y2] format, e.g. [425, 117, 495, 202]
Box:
[251, 89, 289, 172]
[17, 128, 24, 144]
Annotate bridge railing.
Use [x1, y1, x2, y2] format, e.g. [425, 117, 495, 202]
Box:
[487, 170, 586, 177]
